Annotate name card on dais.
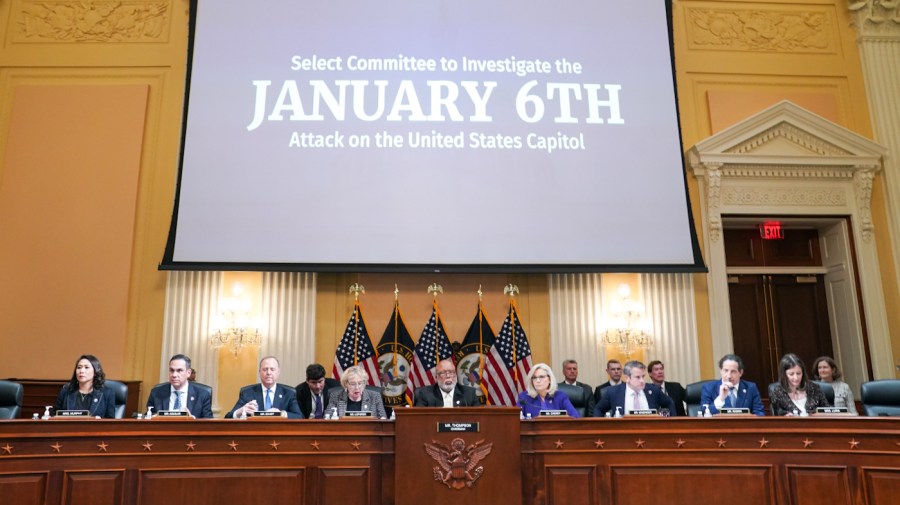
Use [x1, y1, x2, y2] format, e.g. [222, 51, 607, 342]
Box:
[344, 411, 373, 418]
[55, 410, 90, 417]
[437, 422, 480, 432]
[539, 409, 569, 417]
[156, 410, 190, 417]
[719, 408, 750, 415]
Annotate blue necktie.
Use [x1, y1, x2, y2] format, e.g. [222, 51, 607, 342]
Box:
[265, 389, 272, 410]
[314, 394, 323, 419]
[174, 391, 182, 411]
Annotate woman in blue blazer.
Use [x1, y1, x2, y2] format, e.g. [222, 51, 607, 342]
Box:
[518, 363, 580, 418]
[55, 354, 116, 418]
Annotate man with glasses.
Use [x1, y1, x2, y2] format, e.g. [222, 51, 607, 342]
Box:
[414, 359, 479, 407]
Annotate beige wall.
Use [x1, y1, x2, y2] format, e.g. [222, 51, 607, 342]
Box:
[0, 1, 896, 405]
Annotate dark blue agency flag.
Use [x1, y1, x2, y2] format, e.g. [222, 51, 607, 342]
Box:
[454, 302, 496, 405]
[376, 302, 417, 408]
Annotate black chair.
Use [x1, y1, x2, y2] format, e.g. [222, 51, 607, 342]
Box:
[812, 380, 835, 405]
[684, 380, 710, 417]
[104, 380, 128, 419]
[860, 379, 900, 417]
[556, 383, 587, 417]
[191, 382, 213, 398]
[0, 380, 24, 419]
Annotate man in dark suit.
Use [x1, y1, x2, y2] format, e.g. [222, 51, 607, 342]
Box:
[225, 356, 301, 419]
[296, 363, 340, 419]
[559, 359, 595, 417]
[146, 354, 213, 418]
[648, 360, 686, 417]
[414, 359, 479, 407]
[592, 359, 623, 405]
[594, 360, 676, 417]
[701, 354, 765, 416]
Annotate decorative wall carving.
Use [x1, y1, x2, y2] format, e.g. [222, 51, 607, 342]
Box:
[848, 0, 900, 38]
[686, 8, 831, 52]
[16, 1, 169, 43]
[721, 187, 847, 207]
[854, 167, 878, 242]
[704, 163, 723, 243]
[727, 123, 852, 156]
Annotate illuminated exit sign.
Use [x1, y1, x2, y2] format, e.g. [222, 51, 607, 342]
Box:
[759, 221, 784, 240]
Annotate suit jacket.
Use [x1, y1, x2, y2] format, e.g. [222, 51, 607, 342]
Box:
[769, 381, 829, 416]
[146, 383, 214, 419]
[327, 388, 387, 419]
[296, 378, 341, 419]
[55, 384, 116, 418]
[700, 380, 765, 416]
[225, 383, 302, 419]
[560, 381, 595, 417]
[594, 383, 676, 417]
[518, 389, 580, 418]
[658, 381, 687, 417]
[413, 383, 479, 407]
[593, 381, 619, 406]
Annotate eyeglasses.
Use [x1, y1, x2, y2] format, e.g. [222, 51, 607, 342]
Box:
[347, 381, 366, 389]
[532, 374, 549, 380]
[436, 371, 456, 378]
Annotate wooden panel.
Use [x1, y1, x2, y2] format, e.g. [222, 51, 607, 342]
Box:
[610, 466, 774, 505]
[319, 468, 368, 505]
[64, 470, 124, 505]
[862, 468, 900, 505]
[546, 466, 596, 505]
[139, 469, 304, 505]
[786, 466, 850, 505]
[0, 472, 48, 505]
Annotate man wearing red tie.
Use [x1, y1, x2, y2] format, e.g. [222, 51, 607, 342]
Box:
[594, 360, 676, 417]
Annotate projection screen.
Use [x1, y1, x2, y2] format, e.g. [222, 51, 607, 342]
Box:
[161, 0, 705, 273]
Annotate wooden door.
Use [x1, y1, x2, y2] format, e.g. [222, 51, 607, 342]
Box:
[728, 274, 834, 391]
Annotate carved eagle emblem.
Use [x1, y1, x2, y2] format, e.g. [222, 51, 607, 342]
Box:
[423, 438, 493, 489]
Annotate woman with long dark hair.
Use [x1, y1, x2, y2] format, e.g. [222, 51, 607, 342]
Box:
[54, 354, 116, 418]
[769, 353, 829, 416]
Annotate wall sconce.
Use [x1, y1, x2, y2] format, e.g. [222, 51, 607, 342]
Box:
[209, 282, 262, 356]
[600, 284, 654, 359]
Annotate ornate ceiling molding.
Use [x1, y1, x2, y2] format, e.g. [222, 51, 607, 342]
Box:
[849, 1, 900, 39]
[685, 7, 832, 52]
[15, 1, 170, 43]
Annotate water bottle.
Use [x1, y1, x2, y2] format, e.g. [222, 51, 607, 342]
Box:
[604, 411, 611, 418]
[525, 412, 532, 420]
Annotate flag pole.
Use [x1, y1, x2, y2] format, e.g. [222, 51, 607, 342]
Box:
[477, 284, 488, 405]
[428, 283, 443, 368]
[504, 283, 520, 385]
[349, 283, 365, 366]
[392, 284, 399, 377]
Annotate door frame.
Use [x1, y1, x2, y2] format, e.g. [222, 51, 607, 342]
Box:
[688, 101, 891, 386]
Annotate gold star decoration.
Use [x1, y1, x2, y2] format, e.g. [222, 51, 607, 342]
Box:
[717, 438, 727, 448]
[97, 442, 109, 452]
[2, 444, 13, 455]
[185, 441, 196, 451]
[848, 439, 860, 449]
[634, 439, 645, 448]
[270, 441, 280, 451]
[142, 441, 153, 452]
[311, 440, 321, 450]
[227, 440, 239, 451]
[758, 438, 769, 448]
[554, 439, 565, 449]
[675, 439, 686, 448]
[351, 441, 361, 450]
[802, 438, 814, 448]
[594, 439, 605, 449]
[51, 442, 63, 453]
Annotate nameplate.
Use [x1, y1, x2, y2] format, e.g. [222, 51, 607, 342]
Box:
[156, 410, 189, 417]
[55, 410, 90, 417]
[539, 409, 568, 417]
[438, 422, 479, 433]
[816, 407, 849, 414]
[251, 411, 282, 417]
[627, 409, 657, 416]
[720, 407, 750, 415]
[344, 411, 373, 418]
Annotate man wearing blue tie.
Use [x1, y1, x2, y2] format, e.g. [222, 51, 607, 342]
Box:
[226, 356, 302, 419]
[700, 354, 765, 416]
[146, 354, 214, 418]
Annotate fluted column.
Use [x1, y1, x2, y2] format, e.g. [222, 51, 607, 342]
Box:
[161, 271, 222, 409]
[260, 272, 317, 387]
[849, 1, 900, 314]
[640, 273, 701, 385]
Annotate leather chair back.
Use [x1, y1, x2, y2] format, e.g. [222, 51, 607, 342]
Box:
[0, 380, 24, 419]
[812, 380, 835, 405]
[684, 380, 711, 417]
[104, 380, 129, 419]
[860, 379, 900, 417]
[556, 383, 587, 417]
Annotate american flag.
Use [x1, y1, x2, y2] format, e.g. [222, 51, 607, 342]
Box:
[483, 302, 533, 406]
[332, 301, 381, 386]
[409, 303, 454, 393]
